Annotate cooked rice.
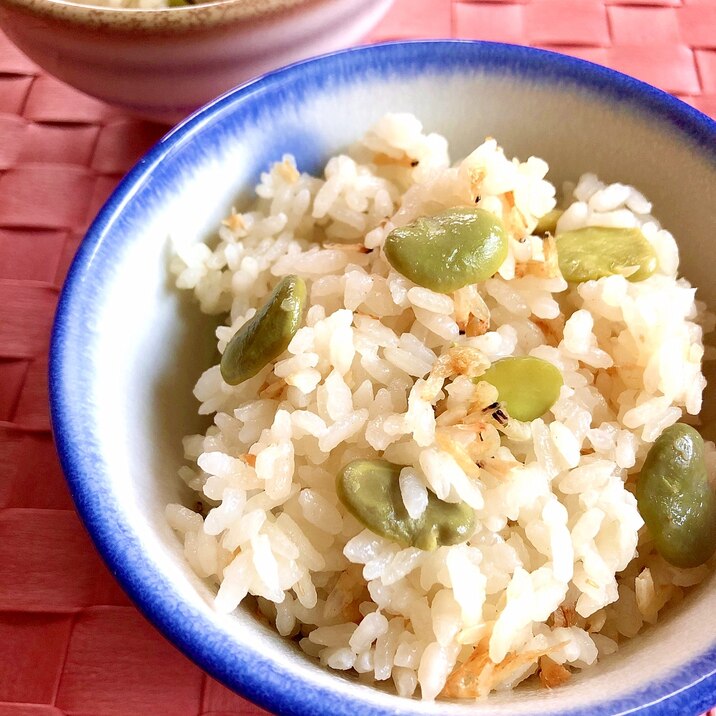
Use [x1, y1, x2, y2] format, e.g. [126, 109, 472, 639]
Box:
[167, 113, 714, 700]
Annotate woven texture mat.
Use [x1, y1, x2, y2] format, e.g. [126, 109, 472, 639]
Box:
[1, 1, 715, 714]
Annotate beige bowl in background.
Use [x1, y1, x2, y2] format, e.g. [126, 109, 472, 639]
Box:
[0, 0, 394, 123]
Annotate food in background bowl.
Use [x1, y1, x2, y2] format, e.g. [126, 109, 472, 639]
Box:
[166, 113, 716, 701]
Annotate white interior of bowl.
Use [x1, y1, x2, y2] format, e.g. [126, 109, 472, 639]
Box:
[56, 46, 716, 715]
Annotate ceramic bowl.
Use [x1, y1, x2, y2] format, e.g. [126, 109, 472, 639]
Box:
[50, 41, 716, 715]
[0, 0, 393, 123]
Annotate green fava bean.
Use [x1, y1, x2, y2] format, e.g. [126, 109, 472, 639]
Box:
[556, 226, 657, 283]
[336, 459, 475, 551]
[637, 423, 716, 568]
[384, 207, 508, 294]
[477, 356, 563, 422]
[534, 209, 563, 236]
[220, 275, 306, 386]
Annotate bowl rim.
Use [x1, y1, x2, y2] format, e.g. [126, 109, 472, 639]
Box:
[0, 0, 337, 32]
[50, 39, 716, 716]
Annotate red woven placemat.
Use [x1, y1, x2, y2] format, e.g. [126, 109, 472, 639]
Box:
[1, 2, 715, 714]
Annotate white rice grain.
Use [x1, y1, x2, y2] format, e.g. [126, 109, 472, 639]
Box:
[399, 467, 429, 519]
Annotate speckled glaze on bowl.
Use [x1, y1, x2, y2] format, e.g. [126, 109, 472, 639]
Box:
[50, 41, 716, 716]
[0, 0, 393, 123]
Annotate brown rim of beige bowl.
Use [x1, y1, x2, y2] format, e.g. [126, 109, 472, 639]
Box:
[0, 0, 336, 33]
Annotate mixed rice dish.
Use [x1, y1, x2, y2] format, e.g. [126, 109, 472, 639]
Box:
[167, 113, 716, 700]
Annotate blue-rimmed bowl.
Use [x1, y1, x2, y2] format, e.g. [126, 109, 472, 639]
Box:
[50, 41, 716, 715]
